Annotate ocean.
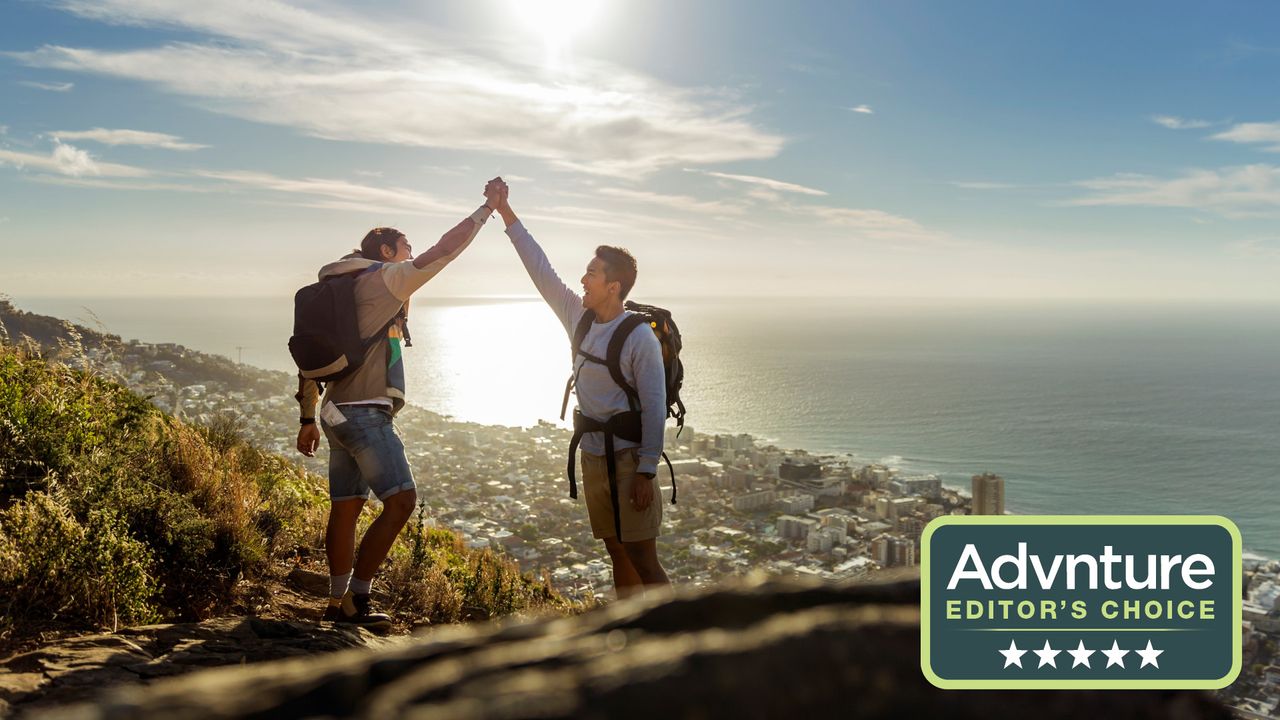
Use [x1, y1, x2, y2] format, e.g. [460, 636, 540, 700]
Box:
[12, 295, 1280, 559]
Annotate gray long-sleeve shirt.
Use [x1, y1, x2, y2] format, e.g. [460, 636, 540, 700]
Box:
[506, 220, 666, 476]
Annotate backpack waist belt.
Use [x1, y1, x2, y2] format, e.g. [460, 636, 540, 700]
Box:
[567, 409, 676, 543]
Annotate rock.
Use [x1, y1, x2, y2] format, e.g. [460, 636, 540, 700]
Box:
[27, 573, 1232, 719]
[286, 567, 332, 598]
[1, 617, 401, 717]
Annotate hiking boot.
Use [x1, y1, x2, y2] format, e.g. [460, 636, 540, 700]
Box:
[330, 591, 392, 631]
[321, 601, 342, 623]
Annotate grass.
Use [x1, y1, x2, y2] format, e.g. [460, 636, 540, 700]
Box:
[0, 339, 580, 649]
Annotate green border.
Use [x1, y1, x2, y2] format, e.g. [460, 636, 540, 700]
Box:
[919, 515, 1243, 690]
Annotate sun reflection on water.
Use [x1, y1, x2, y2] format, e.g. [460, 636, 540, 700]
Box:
[403, 300, 574, 428]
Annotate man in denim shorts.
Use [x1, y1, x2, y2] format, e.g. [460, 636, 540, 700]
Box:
[295, 180, 502, 628]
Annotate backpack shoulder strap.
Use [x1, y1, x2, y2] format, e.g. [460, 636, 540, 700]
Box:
[607, 313, 647, 411]
[571, 310, 595, 361]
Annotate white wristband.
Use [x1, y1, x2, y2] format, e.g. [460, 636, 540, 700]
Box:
[470, 205, 493, 225]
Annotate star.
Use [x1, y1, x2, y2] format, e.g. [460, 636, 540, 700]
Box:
[1135, 639, 1164, 669]
[1034, 639, 1061, 668]
[1102, 639, 1129, 669]
[999, 639, 1027, 669]
[1067, 640, 1095, 668]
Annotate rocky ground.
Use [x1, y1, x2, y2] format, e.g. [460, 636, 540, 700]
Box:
[0, 567, 406, 717]
[2, 569, 1233, 720]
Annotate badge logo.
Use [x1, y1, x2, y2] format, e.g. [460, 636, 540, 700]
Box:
[921, 515, 1241, 689]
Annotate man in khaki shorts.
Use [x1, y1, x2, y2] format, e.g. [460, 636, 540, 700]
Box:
[493, 179, 670, 597]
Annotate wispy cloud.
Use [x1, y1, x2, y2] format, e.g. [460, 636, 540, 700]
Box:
[806, 206, 951, 245]
[1068, 164, 1280, 216]
[0, 143, 150, 178]
[11, 1, 785, 175]
[525, 204, 719, 235]
[849, 104, 874, 115]
[50, 127, 207, 150]
[18, 80, 74, 92]
[1152, 115, 1211, 130]
[1212, 121, 1280, 152]
[685, 168, 827, 196]
[195, 170, 457, 216]
[596, 187, 744, 215]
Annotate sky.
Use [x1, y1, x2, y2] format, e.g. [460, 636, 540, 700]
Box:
[2, 0, 1280, 301]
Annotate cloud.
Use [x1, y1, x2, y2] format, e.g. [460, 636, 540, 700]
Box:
[1068, 164, 1280, 216]
[11, 1, 785, 175]
[806, 206, 951, 245]
[526, 205, 718, 235]
[1152, 115, 1211, 130]
[0, 143, 150, 178]
[18, 80, 74, 92]
[50, 127, 207, 150]
[195, 170, 459, 216]
[596, 187, 744, 215]
[1212, 121, 1280, 152]
[685, 168, 827, 196]
[849, 105, 874, 115]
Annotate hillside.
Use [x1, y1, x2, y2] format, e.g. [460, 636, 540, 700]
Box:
[0, 339, 580, 664]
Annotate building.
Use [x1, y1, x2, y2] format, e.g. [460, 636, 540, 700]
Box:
[890, 474, 942, 500]
[971, 472, 1005, 515]
[777, 515, 819, 541]
[781, 494, 816, 514]
[732, 489, 776, 513]
[871, 534, 917, 568]
[779, 458, 822, 481]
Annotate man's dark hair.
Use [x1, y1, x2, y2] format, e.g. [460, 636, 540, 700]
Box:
[595, 245, 638, 300]
[358, 227, 405, 261]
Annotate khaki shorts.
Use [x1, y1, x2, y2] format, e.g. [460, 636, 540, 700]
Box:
[581, 447, 662, 542]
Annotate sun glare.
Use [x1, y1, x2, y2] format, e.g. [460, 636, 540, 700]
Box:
[508, 0, 604, 59]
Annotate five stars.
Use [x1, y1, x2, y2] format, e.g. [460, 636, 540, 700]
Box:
[1000, 639, 1162, 671]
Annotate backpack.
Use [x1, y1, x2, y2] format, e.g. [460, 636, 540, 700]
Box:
[560, 301, 686, 541]
[561, 300, 686, 433]
[288, 263, 408, 384]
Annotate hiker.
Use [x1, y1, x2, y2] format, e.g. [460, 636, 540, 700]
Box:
[492, 178, 672, 598]
[293, 179, 504, 628]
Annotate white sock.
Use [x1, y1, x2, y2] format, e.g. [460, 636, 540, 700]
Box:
[330, 571, 352, 599]
[350, 576, 372, 595]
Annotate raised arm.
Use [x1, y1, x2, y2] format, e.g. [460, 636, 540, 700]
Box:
[497, 184, 583, 333]
[379, 183, 501, 301]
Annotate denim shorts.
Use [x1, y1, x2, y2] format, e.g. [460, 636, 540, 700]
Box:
[320, 405, 416, 502]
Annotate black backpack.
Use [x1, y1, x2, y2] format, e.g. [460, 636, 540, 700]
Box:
[560, 301, 686, 541]
[288, 263, 408, 384]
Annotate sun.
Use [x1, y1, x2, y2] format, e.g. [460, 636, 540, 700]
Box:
[508, 0, 604, 58]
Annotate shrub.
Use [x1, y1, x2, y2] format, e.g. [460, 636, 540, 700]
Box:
[0, 492, 159, 635]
